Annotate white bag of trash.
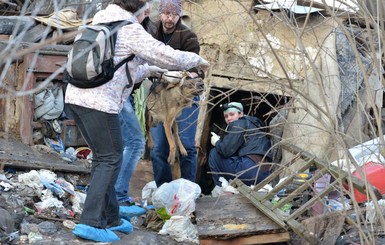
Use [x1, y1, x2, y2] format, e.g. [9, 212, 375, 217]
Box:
[159, 215, 199, 244]
[152, 178, 201, 216]
[366, 199, 385, 224]
[141, 181, 157, 207]
[211, 177, 239, 197]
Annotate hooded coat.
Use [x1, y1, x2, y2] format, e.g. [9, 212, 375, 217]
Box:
[214, 116, 273, 161]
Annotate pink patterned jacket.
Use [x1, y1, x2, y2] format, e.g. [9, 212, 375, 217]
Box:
[65, 4, 208, 114]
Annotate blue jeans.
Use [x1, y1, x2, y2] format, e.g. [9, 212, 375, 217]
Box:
[115, 97, 145, 202]
[208, 149, 271, 186]
[150, 96, 199, 187]
[65, 104, 122, 228]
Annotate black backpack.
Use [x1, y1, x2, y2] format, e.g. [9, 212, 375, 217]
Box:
[63, 21, 135, 88]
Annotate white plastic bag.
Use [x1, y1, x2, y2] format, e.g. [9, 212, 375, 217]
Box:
[211, 177, 239, 197]
[366, 199, 385, 223]
[141, 181, 157, 207]
[70, 191, 87, 214]
[152, 178, 201, 216]
[159, 215, 199, 244]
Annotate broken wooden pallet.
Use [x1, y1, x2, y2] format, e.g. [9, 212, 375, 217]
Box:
[231, 144, 382, 244]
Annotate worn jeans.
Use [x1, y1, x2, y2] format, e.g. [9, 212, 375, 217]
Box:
[65, 104, 122, 228]
[115, 97, 145, 202]
[208, 148, 271, 186]
[150, 96, 199, 187]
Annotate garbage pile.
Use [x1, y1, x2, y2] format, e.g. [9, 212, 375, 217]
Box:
[0, 169, 203, 244]
[0, 169, 88, 244]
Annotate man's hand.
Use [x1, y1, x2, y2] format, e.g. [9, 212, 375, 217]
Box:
[196, 58, 210, 73]
[211, 132, 220, 146]
[162, 71, 186, 84]
[145, 64, 168, 77]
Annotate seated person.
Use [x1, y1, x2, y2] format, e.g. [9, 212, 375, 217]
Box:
[209, 102, 273, 186]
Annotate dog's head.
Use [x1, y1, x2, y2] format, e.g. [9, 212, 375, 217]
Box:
[160, 71, 205, 97]
[180, 77, 204, 97]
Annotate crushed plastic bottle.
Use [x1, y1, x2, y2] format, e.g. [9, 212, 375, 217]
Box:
[40, 178, 65, 198]
[37, 221, 57, 235]
[28, 231, 43, 244]
[130, 215, 146, 227]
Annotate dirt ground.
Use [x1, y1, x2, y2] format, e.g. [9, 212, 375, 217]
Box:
[128, 159, 154, 199]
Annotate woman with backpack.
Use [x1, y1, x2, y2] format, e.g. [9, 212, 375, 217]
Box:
[209, 102, 273, 187]
[64, 0, 209, 242]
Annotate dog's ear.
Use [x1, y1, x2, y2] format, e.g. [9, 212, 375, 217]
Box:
[153, 82, 166, 93]
[164, 82, 178, 90]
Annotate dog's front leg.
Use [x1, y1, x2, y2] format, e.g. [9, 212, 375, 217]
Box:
[164, 117, 176, 165]
[172, 122, 187, 156]
[146, 112, 154, 149]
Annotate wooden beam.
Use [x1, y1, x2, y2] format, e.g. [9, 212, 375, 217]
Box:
[0, 158, 90, 174]
[208, 76, 301, 95]
[0, 136, 90, 173]
[200, 232, 290, 245]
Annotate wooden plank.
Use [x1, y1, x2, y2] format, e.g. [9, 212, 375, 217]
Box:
[0, 137, 90, 174]
[21, 24, 52, 43]
[195, 195, 285, 239]
[200, 232, 290, 245]
[0, 158, 90, 174]
[299, 212, 345, 245]
[208, 76, 301, 96]
[0, 40, 71, 55]
[0, 34, 9, 40]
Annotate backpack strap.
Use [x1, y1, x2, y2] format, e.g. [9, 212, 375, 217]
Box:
[114, 54, 135, 72]
[124, 56, 135, 88]
[105, 20, 136, 88]
[106, 20, 133, 54]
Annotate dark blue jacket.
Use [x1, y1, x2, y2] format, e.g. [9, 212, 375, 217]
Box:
[214, 116, 272, 160]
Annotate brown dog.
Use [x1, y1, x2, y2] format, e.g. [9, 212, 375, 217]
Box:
[146, 72, 204, 167]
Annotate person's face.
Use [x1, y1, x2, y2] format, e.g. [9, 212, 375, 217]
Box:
[224, 111, 243, 125]
[137, 10, 146, 23]
[136, 2, 148, 24]
[160, 11, 180, 33]
[144, 1, 153, 17]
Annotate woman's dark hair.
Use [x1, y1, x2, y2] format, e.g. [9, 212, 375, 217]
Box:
[113, 0, 146, 13]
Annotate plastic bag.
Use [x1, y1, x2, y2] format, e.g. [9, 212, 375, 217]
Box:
[18, 170, 43, 190]
[141, 181, 157, 207]
[159, 215, 198, 244]
[326, 198, 351, 212]
[366, 199, 385, 223]
[211, 177, 239, 197]
[152, 178, 201, 216]
[70, 191, 87, 214]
